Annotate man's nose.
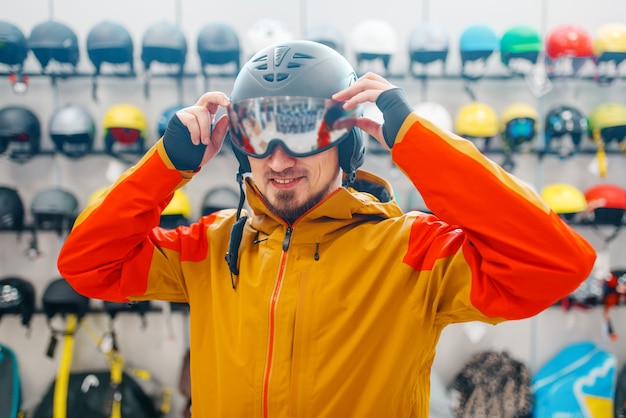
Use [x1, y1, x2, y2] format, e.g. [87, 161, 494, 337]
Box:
[266, 144, 297, 170]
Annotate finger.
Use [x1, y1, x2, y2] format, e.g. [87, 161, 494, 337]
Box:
[211, 114, 230, 143]
[181, 107, 214, 145]
[194, 91, 231, 109]
[356, 118, 388, 150]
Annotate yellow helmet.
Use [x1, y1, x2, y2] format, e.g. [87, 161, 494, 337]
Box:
[593, 23, 626, 58]
[541, 183, 587, 217]
[162, 189, 192, 219]
[500, 103, 539, 149]
[455, 102, 499, 139]
[102, 104, 148, 145]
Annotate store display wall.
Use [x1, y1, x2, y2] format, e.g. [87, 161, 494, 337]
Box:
[2, 0, 626, 415]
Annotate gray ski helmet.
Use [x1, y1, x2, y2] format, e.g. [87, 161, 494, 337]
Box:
[229, 40, 365, 181]
[0, 186, 24, 231]
[0, 106, 41, 162]
[30, 187, 79, 233]
[0, 276, 35, 328]
[87, 21, 134, 74]
[28, 20, 79, 72]
[49, 104, 96, 159]
[141, 21, 187, 71]
[0, 21, 28, 70]
[197, 22, 240, 75]
[305, 23, 345, 54]
[42, 277, 90, 320]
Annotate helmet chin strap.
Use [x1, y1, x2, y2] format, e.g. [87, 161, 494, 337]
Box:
[224, 167, 248, 290]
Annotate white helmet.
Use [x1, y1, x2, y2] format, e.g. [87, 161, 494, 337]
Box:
[246, 18, 294, 57]
[414, 102, 453, 132]
[351, 19, 398, 73]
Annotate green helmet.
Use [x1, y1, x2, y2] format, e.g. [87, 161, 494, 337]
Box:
[500, 25, 542, 68]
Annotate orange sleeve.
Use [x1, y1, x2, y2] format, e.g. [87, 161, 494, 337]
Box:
[394, 113, 596, 320]
[57, 140, 200, 302]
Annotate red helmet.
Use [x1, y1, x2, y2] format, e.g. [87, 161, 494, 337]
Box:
[546, 24, 593, 60]
[584, 183, 626, 225]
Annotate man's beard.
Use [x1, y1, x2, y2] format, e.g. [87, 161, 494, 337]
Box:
[267, 187, 330, 223]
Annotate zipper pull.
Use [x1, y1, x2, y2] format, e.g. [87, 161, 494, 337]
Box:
[282, 226, 293, 251]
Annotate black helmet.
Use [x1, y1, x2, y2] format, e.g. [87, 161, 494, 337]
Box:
[102, 300, 151, 319]
[30, 187, 79, 233]
[0, 276, 35, 328]
[197, 22, 240, 77]
[42, 277, 90, 320]
[201, 186, 240, 216]
[0, 105, 41, 163]
[0, 186, 24, 232]
[229, 40, 365, 183]
[28, 20, 79, 74]
[141, 21, 187, 97]
[544, 105, 588, 158]
[0, 20, 28, 71]
[49, 103, 96, 159]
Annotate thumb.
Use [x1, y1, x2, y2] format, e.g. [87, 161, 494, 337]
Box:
[356, 118, 389, 151]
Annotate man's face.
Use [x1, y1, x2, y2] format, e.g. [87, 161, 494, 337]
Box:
[248, 145, 341, 222]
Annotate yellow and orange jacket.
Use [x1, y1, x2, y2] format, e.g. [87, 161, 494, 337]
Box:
[58, 111, 596, 418]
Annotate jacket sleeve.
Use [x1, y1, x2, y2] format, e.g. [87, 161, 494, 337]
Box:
[57, 140, 204, 303]
[393, 112, 596, 320]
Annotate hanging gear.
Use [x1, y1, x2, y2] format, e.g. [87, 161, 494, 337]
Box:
[86, 20, 135, 101]
[414, 102, 453, 132]
[201, 186, 240, 216]
[30, 187, 79, 235]
[305, 23, 345, 54]
[197, 22, 240, 80]
[543, 105, 587, 158]
[160, 189, 192, 229]
[454, 102, 499, 152]
[500, 25, 542, 75]
[459, 24, 499, 81]
[28, 20, 80, 75]
[500, 102, 538, 151]
[0, 105, 41, 163]
[350, 19, 398, 75]
[0, 186, 24, 233]
[584, 183, 626, 228]
[245, 18, 293, 59]
[0, 20, 30, 94]
[408, 22, 449, 77]
[587, 102, 626, 177]
[103, 103, 148, 163]
[49, 103, 96, 159]
[141, 21, 187, 98]
[541, 183, 587, 222]
[545, 24, 594, 77]
[0, 276, 35, 329]
[592, 22, 626, 85]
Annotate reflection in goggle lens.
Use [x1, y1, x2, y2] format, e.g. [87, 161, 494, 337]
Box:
[227, 96, 360, 158]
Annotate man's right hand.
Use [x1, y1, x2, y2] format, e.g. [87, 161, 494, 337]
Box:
[163, 92, 231, 171]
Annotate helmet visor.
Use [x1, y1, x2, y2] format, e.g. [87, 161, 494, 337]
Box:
[227, 96, 360, 158]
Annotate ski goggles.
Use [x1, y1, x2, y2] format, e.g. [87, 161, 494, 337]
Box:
[226, 96, 360, 158]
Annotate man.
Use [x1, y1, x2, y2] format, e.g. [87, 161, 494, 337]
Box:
[58, 40, 595, 417]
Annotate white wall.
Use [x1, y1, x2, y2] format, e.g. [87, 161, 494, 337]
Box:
[2, 0, 626, 415]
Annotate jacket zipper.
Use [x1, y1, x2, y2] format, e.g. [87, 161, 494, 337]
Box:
[262, 226, 292, 418]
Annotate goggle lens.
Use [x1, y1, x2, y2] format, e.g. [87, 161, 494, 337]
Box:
[227, 96, 360, 158]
